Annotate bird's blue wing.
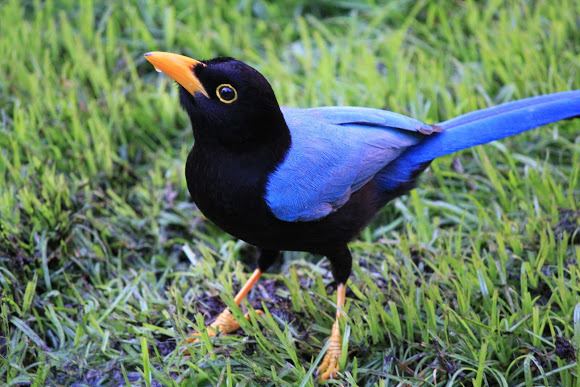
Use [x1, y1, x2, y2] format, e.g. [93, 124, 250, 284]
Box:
[265, 107, 431, 222]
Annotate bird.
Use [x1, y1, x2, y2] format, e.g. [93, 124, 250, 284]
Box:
[144, 51, 579, 381]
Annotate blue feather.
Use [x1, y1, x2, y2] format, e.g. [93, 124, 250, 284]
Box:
[266, 107, 428, 221]
[377, 90, 580, 190]
[300, 106, 438, 134]
[266, 91, 579, 222]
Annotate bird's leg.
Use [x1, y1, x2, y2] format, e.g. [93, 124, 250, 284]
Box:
[187, 268, 263, 341]
[317, 245, 351, 381]
[187, 249, 278, 342]
[318, 283, 347, 381]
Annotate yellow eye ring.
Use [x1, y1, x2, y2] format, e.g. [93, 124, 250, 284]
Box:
[216, 84, 237, 103]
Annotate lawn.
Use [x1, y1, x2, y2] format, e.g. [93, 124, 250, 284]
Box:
[0, 0, 579, 385]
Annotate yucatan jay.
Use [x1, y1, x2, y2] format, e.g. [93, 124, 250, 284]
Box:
[145, 51, 580, 380]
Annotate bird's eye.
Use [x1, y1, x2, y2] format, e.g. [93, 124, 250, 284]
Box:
[216, 84, 237, 103]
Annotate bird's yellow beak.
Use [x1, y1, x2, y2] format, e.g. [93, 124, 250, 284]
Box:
[144, 51, 209, 97]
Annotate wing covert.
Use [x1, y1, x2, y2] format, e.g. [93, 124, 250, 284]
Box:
[265, 107, 432, 222]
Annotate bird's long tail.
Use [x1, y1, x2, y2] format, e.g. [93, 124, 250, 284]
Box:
[378, 90, 580, 191]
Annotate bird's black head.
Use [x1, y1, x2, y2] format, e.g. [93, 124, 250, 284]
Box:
[145, 52, 288, 150]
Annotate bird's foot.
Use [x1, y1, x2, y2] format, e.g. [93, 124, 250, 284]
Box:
[186, 308, 263, 343]
[317, 320, 342, 381]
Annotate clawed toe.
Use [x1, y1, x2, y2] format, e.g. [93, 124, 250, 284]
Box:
[317, 349, 340, 380]
[186, 308, 263, 344]
[317, 320, 342, 381]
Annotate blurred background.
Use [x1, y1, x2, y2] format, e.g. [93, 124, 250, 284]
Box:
[0, 0, 578, 385]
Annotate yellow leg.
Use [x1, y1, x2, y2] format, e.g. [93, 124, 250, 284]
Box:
[318, 283, 346, 381]
[187, 269, 263, 342]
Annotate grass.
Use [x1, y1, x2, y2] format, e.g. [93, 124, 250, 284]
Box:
[0, 0, 578, 385]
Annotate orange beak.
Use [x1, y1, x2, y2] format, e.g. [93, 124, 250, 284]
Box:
[144, 51, 209, 97]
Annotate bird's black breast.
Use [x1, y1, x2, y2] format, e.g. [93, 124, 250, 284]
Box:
[186, 146, 273, 236]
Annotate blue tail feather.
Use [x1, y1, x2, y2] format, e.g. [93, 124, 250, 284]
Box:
[377, 90, 580, 191]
